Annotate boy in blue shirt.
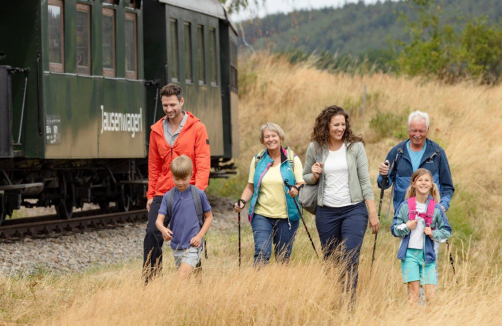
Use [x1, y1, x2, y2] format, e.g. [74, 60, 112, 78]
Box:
[155, 155, 213, 279]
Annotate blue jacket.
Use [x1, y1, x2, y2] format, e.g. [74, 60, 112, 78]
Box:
[377, 139, 455, 211]
[391, 196, 452, 265]
[248, 147, 300, 223]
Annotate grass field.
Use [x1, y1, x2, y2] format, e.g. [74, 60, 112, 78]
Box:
[1, 53, 502, 325]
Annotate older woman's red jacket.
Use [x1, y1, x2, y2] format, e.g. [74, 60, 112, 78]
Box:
[147, 111, 210, 199]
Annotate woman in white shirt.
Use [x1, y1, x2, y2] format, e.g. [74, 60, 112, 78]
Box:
[303, 106, 379, 301]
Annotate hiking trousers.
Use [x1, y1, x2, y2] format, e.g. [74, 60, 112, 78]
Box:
[143, 196, 164, 278]
[251, 213, 299, 265]
[315, 202, 368, 293]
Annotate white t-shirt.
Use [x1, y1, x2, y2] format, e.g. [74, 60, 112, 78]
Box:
[408, 202, 426, 249]
[322, 144, 352, 207]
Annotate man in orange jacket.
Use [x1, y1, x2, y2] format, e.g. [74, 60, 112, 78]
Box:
[143, 83, 210, 280]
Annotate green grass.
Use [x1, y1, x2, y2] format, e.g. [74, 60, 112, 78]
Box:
[368, 108, 410, 142]
[446, 186, 478, 245]
[207, 176, 247, 199]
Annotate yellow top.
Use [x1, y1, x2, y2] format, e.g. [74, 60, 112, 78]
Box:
[248, 156, 304, 219]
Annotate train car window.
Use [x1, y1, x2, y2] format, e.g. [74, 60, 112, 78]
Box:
[197, 25, 205, 85]
[76, 4, 91, 75]
[125, 12, 138, 79]
[48, 0, 65, 73]
[102, 8, 116, 77]
[127, 0, 141, 9]
[209, 28, 217, 86]
[231, 40, 238, 93]
[184, 22, 193, 83]
[170, 19, 179, 82]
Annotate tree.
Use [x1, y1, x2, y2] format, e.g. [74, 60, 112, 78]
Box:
[459, 18, 502, 84]
[394, 0, 502, 84]
[219, 0, 265, 14]
[394, 0, 458, 80]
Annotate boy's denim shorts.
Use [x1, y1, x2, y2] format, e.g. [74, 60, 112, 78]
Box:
[172, 246, 202, 268]
[401, 248, 437, 285]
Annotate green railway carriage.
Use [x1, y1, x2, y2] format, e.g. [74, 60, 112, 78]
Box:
[143, 0, 239, 161]
[0, 0, 239, 225]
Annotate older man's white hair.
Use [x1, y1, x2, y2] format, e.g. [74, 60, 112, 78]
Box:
[408, 110, 430, 128]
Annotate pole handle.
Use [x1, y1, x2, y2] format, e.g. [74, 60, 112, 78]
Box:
[381, 161, 390, 188]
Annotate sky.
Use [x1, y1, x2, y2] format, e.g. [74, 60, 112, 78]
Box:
[230, 0, 394, 21]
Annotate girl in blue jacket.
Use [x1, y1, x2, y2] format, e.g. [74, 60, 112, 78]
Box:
[391, 168, 452, 305]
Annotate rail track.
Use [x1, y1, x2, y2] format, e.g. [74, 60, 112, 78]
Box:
[0, 209, 148, 241]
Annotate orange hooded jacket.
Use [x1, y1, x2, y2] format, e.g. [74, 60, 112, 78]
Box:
[147, 111, 210, 199]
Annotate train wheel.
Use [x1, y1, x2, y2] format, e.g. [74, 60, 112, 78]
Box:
[117, 185, 131, 212]
[0, 210, 5, 226]
[56, 173, 74, 220]
[98, 201, 110, 210]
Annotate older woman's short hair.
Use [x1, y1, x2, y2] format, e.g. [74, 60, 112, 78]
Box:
[408, 110, 430, 128]
[260, 122, 285, 144]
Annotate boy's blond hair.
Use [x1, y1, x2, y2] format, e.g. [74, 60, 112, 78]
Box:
[171, 155, 193, 179]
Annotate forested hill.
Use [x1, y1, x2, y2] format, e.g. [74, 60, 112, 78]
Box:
[240, 0, 502, 60]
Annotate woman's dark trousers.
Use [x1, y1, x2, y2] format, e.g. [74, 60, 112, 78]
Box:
[315, 202, 368, 298]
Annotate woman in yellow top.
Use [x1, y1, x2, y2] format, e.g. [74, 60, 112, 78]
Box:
[234, 122, 305, 265]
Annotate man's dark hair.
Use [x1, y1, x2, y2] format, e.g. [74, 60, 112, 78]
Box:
[160, 83, 183, 101]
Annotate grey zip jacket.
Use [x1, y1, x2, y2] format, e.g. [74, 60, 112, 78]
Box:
[302, 141, 374, 206]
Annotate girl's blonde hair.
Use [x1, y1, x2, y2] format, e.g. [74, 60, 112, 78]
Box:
[405, 168, 441, 202]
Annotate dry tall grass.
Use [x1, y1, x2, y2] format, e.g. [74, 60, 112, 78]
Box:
[235, 53, 502, 265]
[2, 53, 502, 325]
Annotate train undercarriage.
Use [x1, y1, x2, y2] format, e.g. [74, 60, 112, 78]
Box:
[0, 157, 236, 225]
[0, 158, 149, 225]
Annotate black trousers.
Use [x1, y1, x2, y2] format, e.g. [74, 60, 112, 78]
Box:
[315, 201, 368, 295]
[143, 196, 164, 278]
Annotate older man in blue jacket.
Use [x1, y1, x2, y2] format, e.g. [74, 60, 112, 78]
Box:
[377, 110, 455, 212]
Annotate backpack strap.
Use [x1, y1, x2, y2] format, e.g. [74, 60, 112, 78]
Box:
[190, 185, 208, 259]
[408, 197, 436, 228]
[285, 147, 295, 169]
[164, 188, 176, 227]
[390, 144, 405, 178]
[407, 197, 418, 221]
[190, 185, 204, 228]
[424, 148, 440, 164]
[254, 149, 267, 168]
[255, 147, 296, 169]
[422, 199, 436, 228]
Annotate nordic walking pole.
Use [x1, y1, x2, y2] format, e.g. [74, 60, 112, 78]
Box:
[446, 239, 456, 275]
[284, 180, 319, 258]
[371, 162, 389, 269]
[236, 199, 245, 269]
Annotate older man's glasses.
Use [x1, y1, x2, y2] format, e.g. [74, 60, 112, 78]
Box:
[409, 128, 428, 134]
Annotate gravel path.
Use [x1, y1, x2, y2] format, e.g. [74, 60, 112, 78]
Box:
[0, 196, 237, 276]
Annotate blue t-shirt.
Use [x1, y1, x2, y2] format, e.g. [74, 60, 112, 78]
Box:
[406, 140, 427, 172]
[158, 187, 211, 250]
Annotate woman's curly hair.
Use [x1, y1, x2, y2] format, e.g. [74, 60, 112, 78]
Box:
[310, 105, 363, 147]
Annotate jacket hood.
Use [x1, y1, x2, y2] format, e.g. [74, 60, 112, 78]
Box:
[150, 111, 200, 136]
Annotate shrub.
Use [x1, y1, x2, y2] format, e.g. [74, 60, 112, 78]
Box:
[369, 109, 409, 141]
[394, 0, 502, 84]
